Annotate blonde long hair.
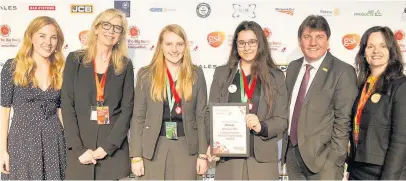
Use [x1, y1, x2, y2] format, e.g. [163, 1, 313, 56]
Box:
[13, 16, 65, 90]
[81, 8, 129, 74]
[144, 24, 196, 102]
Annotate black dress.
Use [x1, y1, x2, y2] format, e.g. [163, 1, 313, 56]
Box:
[0, 59, 66, 180]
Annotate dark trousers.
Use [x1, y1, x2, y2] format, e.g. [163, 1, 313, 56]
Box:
[285, 139, 320, 180]
[348, 161, 381, 180]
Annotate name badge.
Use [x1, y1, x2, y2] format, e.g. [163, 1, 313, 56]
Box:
[91, 106, 110, 125]
[165, 122, 178, 140]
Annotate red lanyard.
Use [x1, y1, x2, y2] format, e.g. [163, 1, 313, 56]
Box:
[165, 68, 181, 105]
[93, 60, 109, 104]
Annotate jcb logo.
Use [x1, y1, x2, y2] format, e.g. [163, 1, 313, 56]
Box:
[71, 4, 93, 13]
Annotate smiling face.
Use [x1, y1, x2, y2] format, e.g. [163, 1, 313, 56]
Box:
[365, 32, 390, 70]
[162, 31, 186, 65]
[237, 30, 258, 62]
[95, 16, 123, 47]
[299, 27, 329, 63]
[31, 24, 58, 59]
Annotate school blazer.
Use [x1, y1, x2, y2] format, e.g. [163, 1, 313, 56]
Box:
[129, 66, 208, 159]
[208, 64, 289, 163]
[349, 77, 406, 180]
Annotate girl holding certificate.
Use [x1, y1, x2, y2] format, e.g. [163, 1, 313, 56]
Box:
[207, 21, 288, 180]
[130, 24, 209, 180]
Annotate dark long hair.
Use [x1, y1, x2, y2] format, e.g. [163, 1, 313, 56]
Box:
[355, 26, 404, 91]
[227, 21, 277, 116]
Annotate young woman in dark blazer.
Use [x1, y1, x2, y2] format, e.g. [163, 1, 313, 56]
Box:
[129, 24, 208, 180]
[348, 26, 406, 180]
[207, 21, 288, 180]
[61, 9, 133, 180]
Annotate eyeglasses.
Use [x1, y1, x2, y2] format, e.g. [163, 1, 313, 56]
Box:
[100, 21, 123, 34]
[237, 39, 258, 48]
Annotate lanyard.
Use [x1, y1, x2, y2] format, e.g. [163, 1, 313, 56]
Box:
[93, 60, 109, 105]
[165, 68, 181, 114]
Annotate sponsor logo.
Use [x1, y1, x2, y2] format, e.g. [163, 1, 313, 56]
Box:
[0, 5, 17, 11]
[342, 34, 361, 50]
[401, 7, 406, 21]
[197, 64, 218, 69]
[1, 24, 10, 37]
[149, 7, 176, 12]
[207, 31, 225, 48]
[188, 41, 199, 51]
[0, 24, 21, 48]
[395, 29, 405, 52]
[71, 4, 93, 13]
[196, 3, 211, 18]
[275, 8, 294, 16]
[354, 10, 382, 16]
[114, 1, 130, 17]
[263, 27, 272, 39]
[78, 30, 89, 45]
[232, 4, 256, 18]
[319, 8, 340, 17]
[127, 25, 151, 49]
[29, 6, 55, 10]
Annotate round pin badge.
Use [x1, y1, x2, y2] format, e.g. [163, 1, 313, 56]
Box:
[371, 93, 381, 103]
[228, 84, 237, 93]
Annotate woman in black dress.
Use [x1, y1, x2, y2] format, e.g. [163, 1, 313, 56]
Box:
[0, 16, 66, 180]
[62, 8, 133, 180]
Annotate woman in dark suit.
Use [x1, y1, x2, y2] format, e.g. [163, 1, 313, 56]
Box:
[129, 24, 208, 180]
[61, 9, 133, 180]
[207, 21, 288, 180]
[348, 26, 406, 180]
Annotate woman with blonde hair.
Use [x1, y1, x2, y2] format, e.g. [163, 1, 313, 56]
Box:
[62, 8, 133, 180]
[0, 16, 66, 180]
[130, 24, 208, 180]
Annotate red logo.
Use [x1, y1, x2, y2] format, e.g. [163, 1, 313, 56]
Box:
[1, 25, 11, 37]
[28, 6, 56, 10]
[129, 26, 140, 38]
[263, 27, 272, 39]
[78, 30, 88, 45]
[395, 30, 405, 41]
[342, 34, 361, 50]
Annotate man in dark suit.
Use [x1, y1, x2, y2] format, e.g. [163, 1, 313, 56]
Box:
[281, 15, 358, 180]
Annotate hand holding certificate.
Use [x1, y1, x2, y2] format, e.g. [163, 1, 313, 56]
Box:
[209, 103, 250, 157]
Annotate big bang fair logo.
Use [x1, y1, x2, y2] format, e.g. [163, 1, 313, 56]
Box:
[395, 29, 405, 52]
[128, 25, 151, 49]
[0, 24, 21, 48]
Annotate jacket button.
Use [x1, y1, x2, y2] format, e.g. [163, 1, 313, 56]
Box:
[360, 124, 365, 129]
[145, 126, 150, 129]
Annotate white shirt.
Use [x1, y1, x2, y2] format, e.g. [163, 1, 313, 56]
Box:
[288, 52, 327, 135]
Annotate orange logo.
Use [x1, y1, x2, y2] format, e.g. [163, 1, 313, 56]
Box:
[342, 34, 361, 50]
[395, 30, 405, 41]
[78, 30, 88, 45]
[207, 31, 225, 48]
[263, 27, 272, 39]
[1, 24, 11, 37]
[275, 8, 294, 16]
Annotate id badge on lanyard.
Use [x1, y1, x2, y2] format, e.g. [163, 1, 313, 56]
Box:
[90, 60, 110, 125]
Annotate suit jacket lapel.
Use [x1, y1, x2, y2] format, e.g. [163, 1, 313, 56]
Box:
[287, 59, 302, 104]
[103, 64, 114, 104]
[303, 52, 333, 107]
[222, 66, 239, 103]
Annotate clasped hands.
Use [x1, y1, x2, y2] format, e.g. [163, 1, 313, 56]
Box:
[78, 147, 107, 165]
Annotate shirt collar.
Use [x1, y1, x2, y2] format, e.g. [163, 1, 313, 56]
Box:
[301, 51, 327, 71]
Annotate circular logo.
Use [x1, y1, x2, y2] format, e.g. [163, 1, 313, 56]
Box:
[1, 24, 11, 37]
[196, 3, 211, 18]
[122, 2, 129, 9]
[394, 30, 405, 41]
[78, 30, 89, 45]
[263, 27, 272, 39]
[333, 8, 340, 16]
[129, 26, 140, 38]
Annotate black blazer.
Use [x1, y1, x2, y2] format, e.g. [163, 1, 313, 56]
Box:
[61, 50, 134, 180]
[349, 76, 406, 180]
